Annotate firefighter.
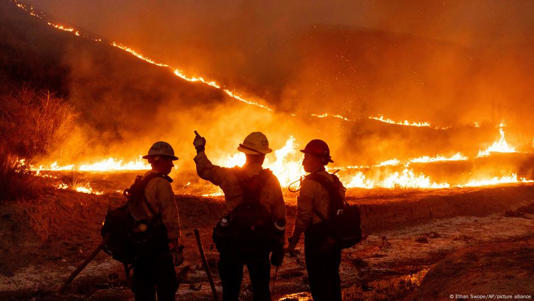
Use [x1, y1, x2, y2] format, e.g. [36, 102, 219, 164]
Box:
[193, 131, 286, 301]
[287, 139, 346, 301]
[128, 141, 183, 301]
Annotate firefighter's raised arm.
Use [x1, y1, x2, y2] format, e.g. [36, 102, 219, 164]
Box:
[193, 131, 228, 185]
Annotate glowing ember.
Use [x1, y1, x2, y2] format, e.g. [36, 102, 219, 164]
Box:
[57, 183, 103, 195]
[477, 123, 517, 157]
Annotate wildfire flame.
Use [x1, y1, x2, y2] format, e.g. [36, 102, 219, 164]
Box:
[477, 123, 517, 157]
[368, 115, 450, 130]
[12, 1, 534, 191]
[31, 157, 150, 172]
[409, 153, 468, 163]
[344, 168, 450, 189]
[57, 183, 103, 195]
[460, 174, 531, 187]
[47, 22, 80, 36]
[218, 136, 305, 187]
[15, 1, 455, 130]
[310, 113, 351, 121]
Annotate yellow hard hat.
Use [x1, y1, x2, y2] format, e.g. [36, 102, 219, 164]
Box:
[237, 132, 272, 155]
[143, 141, 179, 160]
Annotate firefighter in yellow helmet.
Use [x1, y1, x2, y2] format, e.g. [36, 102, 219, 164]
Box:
[193, 131, 286, 301]
[288, 139, 346, 301]
[128, 141, 183, 301]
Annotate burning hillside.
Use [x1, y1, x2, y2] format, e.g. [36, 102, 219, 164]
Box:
[4, 0, 534, 193]
[2, 1, 534, 300]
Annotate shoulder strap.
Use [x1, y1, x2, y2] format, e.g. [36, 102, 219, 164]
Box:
[127, 172, 170, 217]
[305, 172, 345, 221]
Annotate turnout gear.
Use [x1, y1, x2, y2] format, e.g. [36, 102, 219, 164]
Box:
[305, 235, 342, 301]
[143, 141, 179, 160]
[132, 252, 177, 301]
[194, 136, 285, 301]
[300, 139, 334, 163]
[129, 171, 182, 242]
[101, 172, 172, 264]
[102, 169, 182, 301]
[212, 169, 279, 257]
[292, 171, 343, 237]
[306, 173, 362, 249]
[219, 252, 271, 301]
[237, 132, 273, 155]
[194, 152, 285, 221]
[290, 170, 349, 301]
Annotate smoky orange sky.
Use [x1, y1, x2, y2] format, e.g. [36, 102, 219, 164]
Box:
[26, 0, 534, 127]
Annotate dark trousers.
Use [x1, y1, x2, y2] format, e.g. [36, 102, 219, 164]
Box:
[305, 232, 342, 301]
[132, 251, 177, 301]
[218, 251, 271, 301]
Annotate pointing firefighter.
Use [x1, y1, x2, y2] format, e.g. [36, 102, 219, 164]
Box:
[193, 131, 286, 301]
[288, 139, 347, 301]
[127, 141, 184, 301]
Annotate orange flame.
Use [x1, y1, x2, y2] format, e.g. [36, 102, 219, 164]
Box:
[57, 182, 103, 195]
[477, 123, 516, 157]
[343, 168, 450, 189]
[13, 0, 533, 190]
[218, 136, 305, 187]
[31, 157, 150, 172]
[368, 115, 450, 129]
[460, 174, 532, 187]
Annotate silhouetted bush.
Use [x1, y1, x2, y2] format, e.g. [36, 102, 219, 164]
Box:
[0, 87, 75, 200]
[0, 150, 43, 200]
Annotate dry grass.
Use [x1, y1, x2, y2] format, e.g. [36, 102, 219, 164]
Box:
[0, 150, 43, 200]
[0, 87, 75, 201]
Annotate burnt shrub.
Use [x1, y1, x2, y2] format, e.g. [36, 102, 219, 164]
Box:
[0, 87, 75, 200]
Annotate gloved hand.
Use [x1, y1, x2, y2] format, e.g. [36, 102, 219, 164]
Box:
[169, 243, 184, 266]
[271, 245, 285, 266]
[193, 130, 206, 153]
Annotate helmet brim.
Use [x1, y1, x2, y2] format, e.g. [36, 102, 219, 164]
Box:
[143, 154, 179, 160]
[238, 144, 272, 155]
[300, 150, 333, 163]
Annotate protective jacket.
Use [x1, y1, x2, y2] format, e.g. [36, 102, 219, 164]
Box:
[194, 151, 285, 222]
[128, 170, 182, 242]
[293, 170, 346, 236]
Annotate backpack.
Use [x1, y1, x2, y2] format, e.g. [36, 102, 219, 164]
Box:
[101, 173, 169, 264]
[306, 172, 362, 249]
[212, 169, 276, 257]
